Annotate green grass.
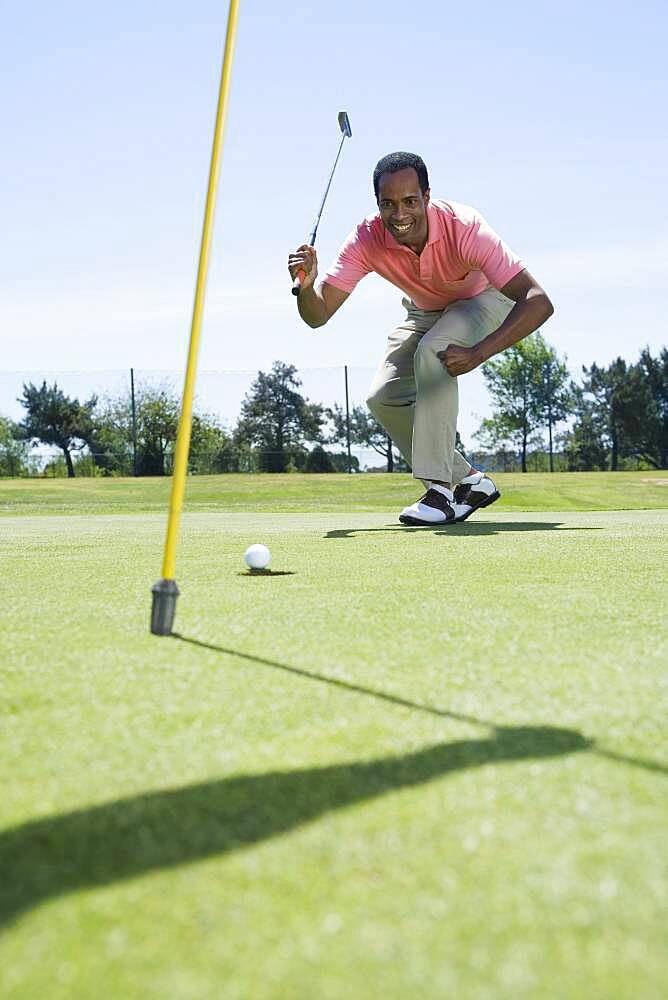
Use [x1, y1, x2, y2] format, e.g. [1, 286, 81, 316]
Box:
[1, 475, 667, 999]
[1, 469, 667, 515]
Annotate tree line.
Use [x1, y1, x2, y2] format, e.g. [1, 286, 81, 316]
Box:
[1, 341, 666, 477]
[476, 338, 667, 472]
[1, 363, 398, 477]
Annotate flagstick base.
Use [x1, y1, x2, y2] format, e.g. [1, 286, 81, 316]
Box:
[150, 579, 180, 636]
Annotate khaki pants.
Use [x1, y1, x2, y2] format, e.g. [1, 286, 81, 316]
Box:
[366, 287, 514, 484]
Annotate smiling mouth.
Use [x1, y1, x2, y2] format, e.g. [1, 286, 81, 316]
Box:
[391, 221, 414, 235]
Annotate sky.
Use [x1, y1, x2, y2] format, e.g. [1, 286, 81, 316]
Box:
[1, 0, 667, 445]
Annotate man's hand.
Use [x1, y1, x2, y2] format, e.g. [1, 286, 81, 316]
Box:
[288, 244, 318, 292]
[438, 344, 484, 377]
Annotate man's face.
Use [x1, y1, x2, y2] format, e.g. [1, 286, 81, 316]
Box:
[376, 168, 430, 252]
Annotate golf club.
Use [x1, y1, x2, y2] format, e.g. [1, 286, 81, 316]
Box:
[291, 110, 352, 296]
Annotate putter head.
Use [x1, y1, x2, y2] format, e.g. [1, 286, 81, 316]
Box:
[338, 111, 352, 138]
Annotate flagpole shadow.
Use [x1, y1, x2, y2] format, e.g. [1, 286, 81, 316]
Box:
[0, 725, 593, 930]
[1, 639, 664, 930]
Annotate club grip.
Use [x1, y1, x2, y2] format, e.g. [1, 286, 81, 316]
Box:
[291, 269, 305, 296]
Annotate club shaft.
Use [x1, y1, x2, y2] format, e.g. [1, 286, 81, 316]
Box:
[308, 131, 347, 246]
[292, 117, 351, 296]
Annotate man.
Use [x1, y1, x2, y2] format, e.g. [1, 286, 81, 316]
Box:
[288, 151, 554, 525]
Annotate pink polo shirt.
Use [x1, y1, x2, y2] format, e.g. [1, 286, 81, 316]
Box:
[323, 199, 524, 311]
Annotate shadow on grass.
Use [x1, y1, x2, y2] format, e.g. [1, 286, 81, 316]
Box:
[174, 640, 668, 781]
[236, 570, 296, 577]
[326, 522, 603, 539]
[0, 725, 590, 929]
[2, 640, 665, 929]
[173, 634, 482, 723]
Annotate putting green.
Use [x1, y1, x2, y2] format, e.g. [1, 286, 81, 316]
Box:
[1, 505, 667, 999]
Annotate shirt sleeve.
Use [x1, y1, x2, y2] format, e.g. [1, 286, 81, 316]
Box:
[457, 212, 525, 289]
[322, 225, 372, 293]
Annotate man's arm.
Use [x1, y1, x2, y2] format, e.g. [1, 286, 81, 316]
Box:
[288, 244, 350, 328]
[440, 269, 554, 376]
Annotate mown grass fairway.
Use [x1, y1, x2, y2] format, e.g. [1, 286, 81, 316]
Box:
[1, 475, 667, 999]
[2, 469, 668, 515]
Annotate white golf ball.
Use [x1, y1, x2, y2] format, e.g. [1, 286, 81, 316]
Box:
[244, 543, 271, 570]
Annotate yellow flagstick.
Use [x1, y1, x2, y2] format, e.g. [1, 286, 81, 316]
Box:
[151, 0, 241, 635]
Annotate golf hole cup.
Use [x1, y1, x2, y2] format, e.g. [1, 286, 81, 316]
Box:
[244, 544, 271, 571]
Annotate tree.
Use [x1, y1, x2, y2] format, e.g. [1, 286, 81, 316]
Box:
[327, 451, 360, 473]
[480, 333, 564, 472]
[0, 416, 33, 477]
[91, 383, 180, 476]
[189, 413, 240, 473]
[578, 354, 668, 470]
[321, 404, 353, 472]
[534, 344, 572, 471]
[17, 381, 97, 478]
[305, 445, 335, 472]
[562, 387, 608, 471]
[234, 362, 324, 472]
[624, 347, 668, 469]
[581, 358, 633, 471]
[353, 406, 396, 471]
[326, 403, 404, 472]
[80, 384, 241, 477]
[473, 414, 538, 471]
[81, 395, 134, 475]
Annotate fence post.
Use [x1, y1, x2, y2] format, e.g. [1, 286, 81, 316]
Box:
[546, 362, 554, 472]
[130, 367, 138, 476]
[344, 365, 352, 473]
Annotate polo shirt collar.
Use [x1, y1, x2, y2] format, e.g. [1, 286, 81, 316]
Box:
[425, 201, 444, 245]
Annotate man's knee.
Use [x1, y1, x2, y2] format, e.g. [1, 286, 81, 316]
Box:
[367, 384, 416, 412]
[415, 336, 439, 360]
[414, 335, 451, 373]
[367, 369, 417, 411]
[366, 385, 386, 414]
[419, 309, 474, 356]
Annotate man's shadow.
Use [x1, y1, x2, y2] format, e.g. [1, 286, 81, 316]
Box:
[325, 522, 602, 539]
[1, 638, 664, 930]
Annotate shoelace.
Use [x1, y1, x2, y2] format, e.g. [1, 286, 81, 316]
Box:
[423, 489, 454, 509]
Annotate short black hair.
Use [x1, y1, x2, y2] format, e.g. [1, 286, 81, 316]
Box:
[373, 152, 429, 199]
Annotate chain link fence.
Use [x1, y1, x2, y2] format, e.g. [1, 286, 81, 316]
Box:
[1, 366, 576, 477]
